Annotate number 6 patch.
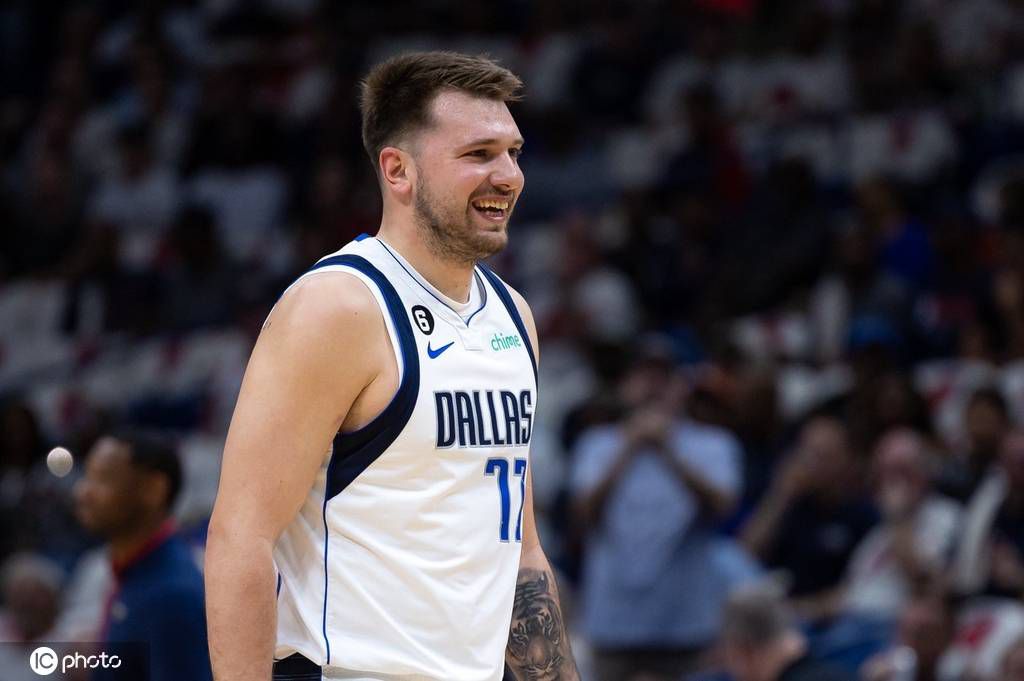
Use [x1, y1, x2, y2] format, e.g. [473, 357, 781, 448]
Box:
[411, 305, 434, 335]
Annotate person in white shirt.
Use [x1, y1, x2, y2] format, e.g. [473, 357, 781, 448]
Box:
[844, 427, 961, 618]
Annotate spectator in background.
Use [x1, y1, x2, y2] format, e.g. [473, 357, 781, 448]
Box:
[552, 214, 641, 345]
[0, 553, 63, 681]
[160, 204, 239, 332]
[856, 179, 934, 291]
[741, 415, 877, 622]
[0, 552, 61, 643]
[0, 400, 48, 560]
[1, 146, 84, 278]
[570, 340, 747, 681]
[952, 428, 1024, 599]
[710, 158, 829, 317]
[662, 81, 750, 209]
[720, 583, 855, 681]
[0, 400, 82, 567]
[570, 7, 654, 127]
[729, 367, 788, 524]
[810, 225, 911, 366]
[73, 430, 212, 681]
[938, 387, 1010, 503]
[87, 121, 180, 269]
[860, 590, 957, 681]
[842, 428, 961, 620]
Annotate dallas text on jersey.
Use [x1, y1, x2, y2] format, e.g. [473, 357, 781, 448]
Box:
[434, 389, 534, 448]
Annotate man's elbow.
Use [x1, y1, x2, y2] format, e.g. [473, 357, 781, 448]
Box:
[205, 511, 274, 566]
[205, 511, 236, 557]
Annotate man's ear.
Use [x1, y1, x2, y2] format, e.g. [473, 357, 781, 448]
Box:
[379, 146, 415, 205]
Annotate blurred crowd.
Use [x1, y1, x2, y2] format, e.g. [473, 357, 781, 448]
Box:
[5, 0, 1024, 679]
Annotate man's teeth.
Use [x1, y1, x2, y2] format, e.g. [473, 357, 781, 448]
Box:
[473, 199, 509, 210]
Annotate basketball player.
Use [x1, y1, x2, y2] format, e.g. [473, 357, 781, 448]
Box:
[205, 52, 579, 681]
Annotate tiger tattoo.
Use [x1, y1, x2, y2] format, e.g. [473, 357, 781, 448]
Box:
[505, 569, 576, 681]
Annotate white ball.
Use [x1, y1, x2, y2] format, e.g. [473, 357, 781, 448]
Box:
[46, 446, 74, 478]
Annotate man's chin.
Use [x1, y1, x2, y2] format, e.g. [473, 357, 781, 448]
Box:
[474, 228, 508, 258]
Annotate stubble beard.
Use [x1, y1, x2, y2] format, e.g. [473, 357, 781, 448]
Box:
[414, 175, 509, 266]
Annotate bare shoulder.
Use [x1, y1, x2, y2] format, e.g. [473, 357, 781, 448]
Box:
[214, 270, 389, 541]
[265, 270, 381, 338]
[250, 270, 391, 398]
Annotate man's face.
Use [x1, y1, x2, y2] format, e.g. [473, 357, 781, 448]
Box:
[73, 437, 147, 538]
[409, 90, 524, 264]
[798, 418, 850, 492]
[874, 430, 929, 513]
[967, 400, 1006, 454]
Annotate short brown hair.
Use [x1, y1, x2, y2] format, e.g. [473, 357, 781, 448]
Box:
[721, 583, 793, 648]
[359, 51, 523, 169]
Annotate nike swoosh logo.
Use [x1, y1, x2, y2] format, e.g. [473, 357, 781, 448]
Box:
[427, 341, 455, 359]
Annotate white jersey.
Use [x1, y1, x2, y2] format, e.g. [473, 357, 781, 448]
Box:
[272, 235, 537, 680]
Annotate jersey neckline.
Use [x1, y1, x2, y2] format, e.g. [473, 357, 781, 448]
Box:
[373, 237, 488, 327]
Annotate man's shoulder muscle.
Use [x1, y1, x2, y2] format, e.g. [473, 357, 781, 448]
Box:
[215, 270, 392, 539]
[261, 271, 390, 381]
[267, 270, 382, 338]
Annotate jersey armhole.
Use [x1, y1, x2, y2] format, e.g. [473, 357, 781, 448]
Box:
[306, 255, 420, 501]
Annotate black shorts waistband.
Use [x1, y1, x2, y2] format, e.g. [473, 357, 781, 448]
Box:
[272, 653, 322, 681]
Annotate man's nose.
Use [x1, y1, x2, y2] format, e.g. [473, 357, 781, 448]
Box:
[489, 152, 524, 193]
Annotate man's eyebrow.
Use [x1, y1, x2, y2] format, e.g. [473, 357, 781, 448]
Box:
[461, 137, 525, 148]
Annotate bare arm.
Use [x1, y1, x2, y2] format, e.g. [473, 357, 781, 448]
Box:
[657, 446, 737, 520]
[739, 484, 793, 560]
[888, 515, 933, 583]
[572, 439, 635, 528]
[507, 468, 580, 681]
[740, 451, 810, 560]
[205, 274, 389, 681]
[505, 288, 580, 681]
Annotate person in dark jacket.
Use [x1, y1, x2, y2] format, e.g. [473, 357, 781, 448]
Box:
[73, 430, 212, 681]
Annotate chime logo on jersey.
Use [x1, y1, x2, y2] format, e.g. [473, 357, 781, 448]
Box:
[434, 389, 533, 448]
[491, 332, 521, 351]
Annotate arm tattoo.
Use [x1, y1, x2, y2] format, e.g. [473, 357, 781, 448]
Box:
[505, 568, 579, 681]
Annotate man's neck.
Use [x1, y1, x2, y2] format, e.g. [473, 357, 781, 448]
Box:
[377, 220, 475, 303]
[109, 515, 172, 568]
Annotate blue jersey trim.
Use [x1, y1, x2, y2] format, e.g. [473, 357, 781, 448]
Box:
[478, 265, 538, 382]
[376, 240, 487, 325]
[464, 270, 489, 325]
[304, 254, 419, 664]
[305, 254, 421, 501]
[321, 497, 331, 664]
[354, 232, 371, 241]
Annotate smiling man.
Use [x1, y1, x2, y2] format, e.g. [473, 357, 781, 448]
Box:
[205, 52, 579, 681]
